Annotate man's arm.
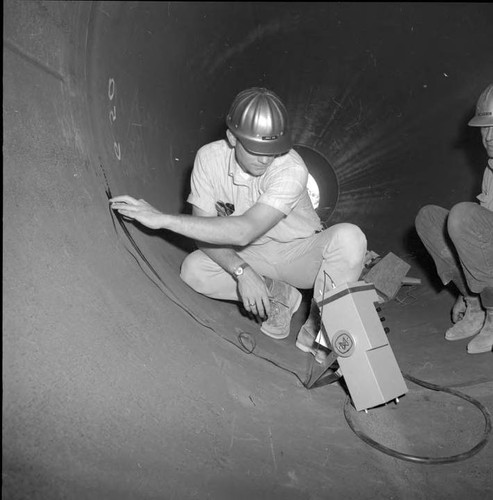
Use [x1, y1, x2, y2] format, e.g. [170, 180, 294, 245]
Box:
[191, 206, 271, 318]
[109, 195, 285, 246]
[110, 195, 285, 317]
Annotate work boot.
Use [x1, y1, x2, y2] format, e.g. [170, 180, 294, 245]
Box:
[445, 295, 485, 341]
[295, 300, 329, 364]
[296, 325, 330, 364]
[260, 280, 302, 339]
[467, 309, 493, 354]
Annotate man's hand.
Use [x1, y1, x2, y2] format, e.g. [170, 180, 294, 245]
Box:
[237, 267, 271, 320]
[451, 294, 467, 323]
[110, 195, 285, 246]
[110, 195, 165, 229]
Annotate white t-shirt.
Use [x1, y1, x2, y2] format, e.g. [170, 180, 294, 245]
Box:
[187, 139, 322, 245]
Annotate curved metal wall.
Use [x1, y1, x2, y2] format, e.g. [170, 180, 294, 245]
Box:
[3, 2, 493, 498]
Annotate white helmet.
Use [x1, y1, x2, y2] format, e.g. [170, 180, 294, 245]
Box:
[226, 87, 292, 155]
[468, 84, 493, 127]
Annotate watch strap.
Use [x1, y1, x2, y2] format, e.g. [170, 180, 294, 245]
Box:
[233, 262, 250, 279]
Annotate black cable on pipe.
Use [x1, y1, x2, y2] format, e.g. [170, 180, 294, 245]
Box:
[108, 199, 492, 464]
[344, 372, 492, 464]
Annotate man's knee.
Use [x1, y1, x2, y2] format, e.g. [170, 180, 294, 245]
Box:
[415, 205, 432, 233]
[447, 202, 478, 240]
[180, 252, 208, 294]
[415, 204, 441, 236]
[333, 223, 367, 265]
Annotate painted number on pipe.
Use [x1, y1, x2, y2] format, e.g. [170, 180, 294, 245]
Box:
[108, 77, 121, 161]
[114, 141, 121, 160]
[108, 78, 115, 100]
[109, 105, 117, 123]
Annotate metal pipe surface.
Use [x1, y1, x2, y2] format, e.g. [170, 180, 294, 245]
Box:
[3, 2, 493, 498]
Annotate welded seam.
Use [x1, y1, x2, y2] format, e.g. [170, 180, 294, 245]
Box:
[100, 166, 184, 298]
[4, 38, 65, 82]
[106, 194, 310, 384]
[99, 163, 313, 386]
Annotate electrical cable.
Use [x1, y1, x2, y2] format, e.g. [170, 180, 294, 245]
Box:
[315, 274, 492, 464]
[104, 175, 309, 384]
[343, 372, 492, 464]
[105, 183, 491, 464]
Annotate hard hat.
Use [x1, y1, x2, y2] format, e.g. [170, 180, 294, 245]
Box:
[468, 83, 493, 127]
[226, 87, 292, 155]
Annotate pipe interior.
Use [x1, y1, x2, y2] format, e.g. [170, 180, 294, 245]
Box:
[3, 2, 493, 498]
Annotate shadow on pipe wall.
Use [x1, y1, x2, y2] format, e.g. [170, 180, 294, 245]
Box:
[85, 1, 492, 256]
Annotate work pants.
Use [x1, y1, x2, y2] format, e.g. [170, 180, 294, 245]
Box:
[180, 223, 367, 302]
[415, 202, 493, 306]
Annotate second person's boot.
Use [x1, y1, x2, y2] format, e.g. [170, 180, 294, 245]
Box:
[445, 295, 485, 341]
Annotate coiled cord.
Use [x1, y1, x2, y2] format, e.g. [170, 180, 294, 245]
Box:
[343, 372, 492, 464]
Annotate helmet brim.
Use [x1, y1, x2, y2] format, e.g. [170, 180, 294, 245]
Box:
[235, 133, 293, 156]
[468, 114, 493, 127]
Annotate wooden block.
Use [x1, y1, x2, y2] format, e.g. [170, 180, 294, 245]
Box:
[401, 276, 421, 286]
[363, 252, 411, 300]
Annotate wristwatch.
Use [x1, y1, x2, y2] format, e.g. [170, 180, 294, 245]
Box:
[232, 262, 250, 280]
